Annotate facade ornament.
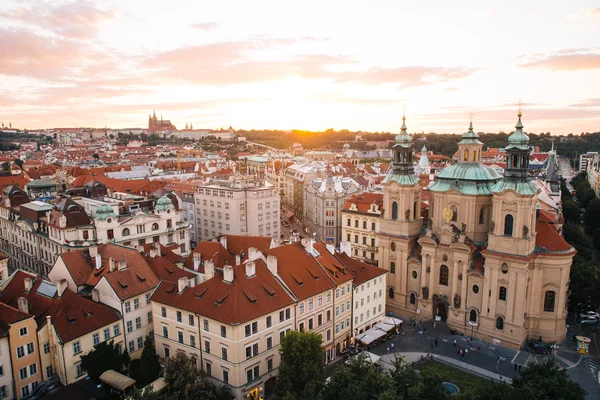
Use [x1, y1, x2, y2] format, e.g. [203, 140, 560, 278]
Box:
[453, 294, 461, 309]
[422, 287, 429, 300]
[426, 266, 431, 273]
[427, 218, 433, 230]
[405, 209, 410, 220]
[523, 225, 529, 238]
[489, 220, 495, 233]
[458, 272, 463, 281]
[452, 235, 458, 243]
[461, 223, 466, 234]
[59, 215, 67, 228]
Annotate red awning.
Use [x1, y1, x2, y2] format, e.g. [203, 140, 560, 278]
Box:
[285, 211, 294, 219]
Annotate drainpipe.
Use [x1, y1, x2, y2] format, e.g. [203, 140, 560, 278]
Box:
[46, 316, 57, 374]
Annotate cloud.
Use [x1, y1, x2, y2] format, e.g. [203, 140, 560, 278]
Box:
[191, 22, 219, 31]
[0, 1, 115, 39]
[333, 66, 476, 88]
[588, 8, 600, 16]
[521, 53, 600, 71]
[570, 98, 600, 107]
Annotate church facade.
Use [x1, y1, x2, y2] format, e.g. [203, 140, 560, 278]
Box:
[148, 110, 176, 132]
[377, 112, 575, 349]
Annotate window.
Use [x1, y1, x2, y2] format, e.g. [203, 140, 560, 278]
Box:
[107, 229, 114, 240]
[299, 303, 304, 314]
[93, 333, 100, 345]
[206, 362, 212, 376]
[221, 325, 227, 338]
[163, 326, 168, 338]
[133, 298, 139, 310]
[160, 307, 166, 318]
[187, 314, 194, 326]
[410, 293, 416, 304]
[114, 324, 120, 336]
[496, 317, 504, 330]
[246, 366, 259, 383]
[164, 347, 170, 358]
[472, 284, 479, 294]
[125, 301, 131, 313]
[347, 218, 351, 226]
[479, 207, 486, 224]
[127, 321, 133, 333]
[327, 310, 331, 321]
[223, 369, 229, 384]
[450, 205, 458, 222]
[439, 265, 449, 286]
[43, 343, 50, 354]
[544, 291, 556, 312]
[391, 201, 398, 220]
[46, 366, 53, 379]
[221, 347, 228, 361]
[26, 342, 34, 354]
[389, 288, 394, 299]
[470, 310, 477, 322]
[203, 319, 209, 331]
[267, 336, 273, 349]
[499, 286, 507, 301]
[129, 341, 135, 353]
[412, 271, 418, 279]
[178, 331, 184, 344]
[73, 341, 81, 355]
[137, 337, 143, 349]
[152, 223, 159, 231]
[17, 346, 25, 358]
[177, 311, 182, 322]
[19, 327, 27, 336]
[504, 214, 514, 236]
[122, 228, 130, 236]
[29, 363, 37, 375]
[327, 329, 331, 341]
[299, 322, 304, 332]
[318, 295, 323, 306]
[148, 311, 153, 323]
[390, 262, 396, 274]
[266, 316, 272, 328]
[135, 317, 141, 329]
[327, 292, 331, 303]
[268, 358, 273, 371]
[19, 367, 27, 380]
[76, 364, 85, 378]
[501, 263, 509, 274]
[309, 318, 314, 330]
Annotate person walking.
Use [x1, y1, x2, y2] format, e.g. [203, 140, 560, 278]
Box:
[435, 338, 438, 347]
[453, 339, 457, 347]
[387, 347, 390, 354]
[514, 363, 518, 372]
[464, 348, 468, 358]
[390, 343, 394, 352]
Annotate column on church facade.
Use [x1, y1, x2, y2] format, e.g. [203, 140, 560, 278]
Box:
[460, 260, 468, 307]
[428, 255, 436, 297]
[451, 260, 460, 300]
[513, 272, 527, 326]
[488, 268, 499, 318]
[506, 271, 517, 322]
[420, 253, 429, 297]
[481, 267, 491, 317]
[557, 267, 569, 319]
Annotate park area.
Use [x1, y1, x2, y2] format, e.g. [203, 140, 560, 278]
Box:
[416, 360, 500, 397]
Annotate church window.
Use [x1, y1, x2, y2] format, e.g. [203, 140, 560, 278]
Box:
[504, 214, 514, 236]
[413, 201, 417, 220]
[122, 228, 130, 237]
[412, 271, 417, 279]
[391, 242, 396, 251]
[464, 149, 469, 161]
[498, 286, 507, 301]
[469, 310, 477, 323]
[501, 263, 509, 274]
[472, 285, 479, 294]
[472, 150, 476, 161]
[152, 223, 159, 231]
[410, 293, 416, 305]
[390, 262, 396, 274]
[495, 317, 504, 330]
[439, 265, 449, 286]
[544, 291, 555, 312]
[391, 202, 398, 220]
[388, 288, 394, 299]
[479, 207, 486, 224]
[450, 205, 458, 222]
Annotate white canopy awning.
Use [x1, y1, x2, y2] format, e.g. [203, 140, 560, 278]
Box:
[347, 351, 381, 364]
[383, 316, 403, 326]
[357, 328, 386, 344]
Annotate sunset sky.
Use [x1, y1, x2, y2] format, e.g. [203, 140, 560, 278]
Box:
[1, 0, 599, 134]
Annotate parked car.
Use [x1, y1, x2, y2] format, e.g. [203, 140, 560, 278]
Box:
[577, 316, 599, 325]
[578, 311, 600, 320]
[528, 341, 552, 355]
[281, 220, 290, 227]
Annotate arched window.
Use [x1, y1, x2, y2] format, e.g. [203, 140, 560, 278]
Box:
[122, 228, 130, 237]
[499, 286, 507, 301]
[410, 293, 416, 305]
[472, 150, 476, 161]
[464, 149, 468, 161]
[504, 214, 514, 236]
[451, 205, 458, 222]
[390, 262, 396, 274]
[479, 207, 486, 224]
[544, 291, 556, 312]
[389, 288, 395, 299]
[469, 310, 477, 323]
[439, 265, 449, 286]
[391, 202, 398, 220]
[152, 223, 159, 231]
[413, 201, 417, 220]
[496, 317, 504, 330]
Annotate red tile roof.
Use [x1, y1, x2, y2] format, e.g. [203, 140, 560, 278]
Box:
[151, 260, 295, 325]
[335, 252, 387, 286]
[536, 221, 576, 255]
[185, 242, 234, 272]
[0, 271, 120, 343]
[0, 301, 32, 338]
[224, 235, 272, 261]
[313, 242, 354, 285]
[342, 192, 383, 213]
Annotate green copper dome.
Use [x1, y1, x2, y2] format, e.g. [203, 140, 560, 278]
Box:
[457, 122, 483, 145]
[394, 116, 412, 148]
[507, 111, 529, 150]
[95, 204, 116, 220]
[155, 195, 175, 211]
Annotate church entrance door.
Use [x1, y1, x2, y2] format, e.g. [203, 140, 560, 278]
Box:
[433, 299, 448, 322]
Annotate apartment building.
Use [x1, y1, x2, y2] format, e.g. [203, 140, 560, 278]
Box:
[587, 153, 600, 197]
[151, 261, 296, 399]
[194, 176, 280, 242]
[0, 253, 8, 282]
[0, 301, 40, 399]
[304, 176, 360, 246]
[0, 271, 123, 389]
[579, 151, 598, 172]
[341, 193, 383, 264]
[282, 163, 326, 220]
[164, 182, 201, 249]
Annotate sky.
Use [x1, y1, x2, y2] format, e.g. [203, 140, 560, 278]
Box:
[0, 0, 599, 134]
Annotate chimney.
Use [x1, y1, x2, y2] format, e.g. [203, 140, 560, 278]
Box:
[149, 248, 157, 258]
[95, 254, 102, 270]
[193, 253, 201, 271]
[220, 236, 227, 250]
[118, 259, 127, 271]
[205, 260, 215, 280]
[109, 257, 116, 272]
[17, 297, 28, 313]
[89, 246, 98, 257]
[235, 254, 241, 265]
[136, 245, 144, 253]
[24, 278, 33, 292]
[245, 261, 256, 277]
[223, 265, 234, 283]
[57, 279, 67, 298]
[178, 277, 189, 293]
[301, 238, 314, 254]
[326, 243, 335, 255]
[248, 247, 259, 261]
[340, 241, 352, 257]
[266, 255, 278, 276]
[92, 288, 100, 302]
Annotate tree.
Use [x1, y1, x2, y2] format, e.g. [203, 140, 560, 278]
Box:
[80, 340, 125, 382]
[276, 331, 325, 399]
[324, 352, 393, 400]
[584, 199, 600, 231]
[129, 386, 178, 400]
[511, 358, 585, 399]
[163, 352, 220, 400]
[130, 336, 161, 387]
[14, 158, 23, 169]
[1, 162, 9, 172]
[92, 153, 100, 160]
[569, 257, 600, 310]
[562, 200, 580, 224]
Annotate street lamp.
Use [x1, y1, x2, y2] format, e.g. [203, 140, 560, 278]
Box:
[468, 321, 478, 340]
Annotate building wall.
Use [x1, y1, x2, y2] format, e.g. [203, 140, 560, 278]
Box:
[0, 258, 8, 282]
[0, 336, 14, 400]
[341, 211, 380, 264]
[332, 282, 353, 354]
[352, 275, 387, 335]
[8, 317, 41, 399]
[294, 291, 335, 362]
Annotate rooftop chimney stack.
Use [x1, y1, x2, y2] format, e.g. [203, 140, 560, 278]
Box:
[57, 279, 67, 298]
[266, 255, 278, 276]
[220, 236, 228, 250]
[223, 264, 234, 284]
[245, 261, 256, 277]
[24, 278, 33, 292]
[92, 288, 100, 302]
[235, 254, 241, 265]
[118, 259, 127, 271]
[17, 297, 28, 313]
[248, 247, 259, 261]
[193, 253, 201, 271]
[95, 254, 102, 270]
[149, 248, 157, 258]
[89, 246, 98, 257]
[178, 277, 189, 293]
[339, 241, 352, 257]
[205, 260, 215, 280]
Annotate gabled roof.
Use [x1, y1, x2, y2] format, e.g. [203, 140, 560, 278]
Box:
[185, 242, 234, 272]
[342, 192, 383, 213]
[223, 235, 272, 262]
[145, 253, 195, 284]
[151, 261, 295, 325]
[535, 221, 576, 255]
[0, 271, 120, 343]
[335, 251, 387, 286]
[0, 301, 32, 338]
[263, 243, 336, 300]
[313, 242, 354, 285]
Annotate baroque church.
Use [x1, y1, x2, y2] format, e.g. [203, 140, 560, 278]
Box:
[148, 110, 176, 132]
[377, 111, 575, 349]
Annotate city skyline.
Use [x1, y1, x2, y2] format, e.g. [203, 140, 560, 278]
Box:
[1, 0, 600, 133]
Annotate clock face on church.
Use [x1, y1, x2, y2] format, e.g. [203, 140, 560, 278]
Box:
[391, 242, 396, 251]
